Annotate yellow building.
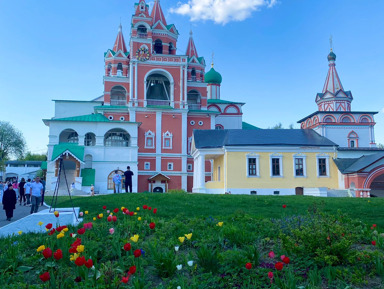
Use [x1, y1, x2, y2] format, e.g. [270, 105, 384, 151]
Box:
[192, 129, 340, 196]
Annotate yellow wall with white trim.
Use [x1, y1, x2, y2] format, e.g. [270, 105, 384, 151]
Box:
[206, 155, 225, 189]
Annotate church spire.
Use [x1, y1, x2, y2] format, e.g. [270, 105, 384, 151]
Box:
[113, 24, 127, 53]
[186, 30, 199, 58]
[151, 0, 167, 26]
[322, 49, 344, 94]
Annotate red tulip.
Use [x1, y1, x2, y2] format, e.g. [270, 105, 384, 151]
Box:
[39, 272, 50, 282]
[102, 205, 107, 210]
[75, 256, 86, 266]
[85, 259, 93, 269]
[107, 216, 112, 222]
[84, 222, 93, 230]
[149, 222, 156, 229]
[112, 216, 117, 222]
[245, 262, 252, 270]
[373, 224, 377, 228]
[282, 204, 287, 208]
[282, 257, 290, 264]
[153, 208, 157, 214]
[77, 227, 85, 235]
[275, 262, 284, 271]
[124, 243, 131, 251]
[48, 228, 56, 235]
[268, 271, 274, 279]
[121, 276, 129, 283]
[42, 247, 52, 259]
[134, 249, 141, 258]
[74, 276, 82, 283]
[45, 223, 53, 230]
[69, 246, 77, 253]
[143, 205, 148, 210]
[129, 211, 134, 216]
[148, 207, 152, 210]
[129, 265, 137, 274]
[113, 208, 118, 213]
[54, 249, 63, 260]
[372, 241, 377, 246]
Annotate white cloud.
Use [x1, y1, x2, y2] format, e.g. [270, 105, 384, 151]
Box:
[170, 0, 277, 25]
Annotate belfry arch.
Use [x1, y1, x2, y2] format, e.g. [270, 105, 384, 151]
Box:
[145, 70, 174, 107]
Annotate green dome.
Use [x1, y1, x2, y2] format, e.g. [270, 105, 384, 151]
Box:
[205, 67, 222, 84]
[327, 51, 336, 61]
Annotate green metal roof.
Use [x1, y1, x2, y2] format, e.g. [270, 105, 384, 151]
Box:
[205, 67, 222, 84]
[207, 99, 245, 105]
[188, 109, 220, 114]
[242, 122, 261, 130]
[52, 114, 111, 122]
[94, 106, 128, 111]
[146, 105, 174, 110]
[81, 169, 95, 186]
[51, 144, 84, 162]
[40, 161, 47, 170]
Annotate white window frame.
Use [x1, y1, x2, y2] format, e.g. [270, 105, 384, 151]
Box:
[144, 162, 150, 170]
[293, 154, 307, 178]
[187, 136, 193, 155]
[187, 163, 193, 171]
[316, 154, 330, 178]
[145, 130, 155, 149]
[163, 131, 173, 149]
[218, 166, 221, 181]
[167, 162, 174, 171]
[246, 153, 260, 178]
[270, 154, 283, 178]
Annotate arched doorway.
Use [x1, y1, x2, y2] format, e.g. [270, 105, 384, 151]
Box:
[369, 174, 384, 197]
[107, 170, 125, 191]
[56, 158, 79, 195]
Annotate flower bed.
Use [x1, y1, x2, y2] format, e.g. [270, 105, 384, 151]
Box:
[0, 195, 383, 288]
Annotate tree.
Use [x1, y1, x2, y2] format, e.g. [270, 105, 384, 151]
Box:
[22, 152, 47, 161]
[269, 123, 295, 129]
[378, 143, 384, 149]
[0, 121, 26, 170]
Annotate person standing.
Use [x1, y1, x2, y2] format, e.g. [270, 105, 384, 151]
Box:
[30, 177, 43, 214]
[90, 184, 95, 196]
[18, 178, 26, 205]
[24, 179, 32, 206]
[40, 179, 46, 206]
[124, 166, 134, 193]
[3, 183, 16, 221]
[12, 181, 19, 203]
[0, 181, 4, 204]
[112, 171, 122, 193]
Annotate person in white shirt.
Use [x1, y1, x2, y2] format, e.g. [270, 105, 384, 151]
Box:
[24, 179, 32, 206]
[30, 177, 43, 214]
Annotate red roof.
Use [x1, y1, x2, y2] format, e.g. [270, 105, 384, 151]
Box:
[151, 0, 167, 26]
[113, 24, 127, 53]
[186, 31, 198, 58]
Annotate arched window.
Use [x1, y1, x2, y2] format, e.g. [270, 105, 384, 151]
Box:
[117, 63, 123, 76]
[154, 39, 163, 54]
[145, 130, 155, 149]
[104, 129, 130, 147]
[110, 86, 126, 106]
[146, 73, 170, 106]
[323, 116, 334, 123]
[191, 68, 196, 81]
[107, 63, 112, 76]
[84, 154, 93, 169]
[107, 170, 125, 190]
[360, 117, 370, 123]
[348, 131, 359, 148]
[163, 131, 173, 149]
[59, 129, 79, 144]
[169, 42, 174, 55]
[137, 25, 147, 38]
[341, 116, 353, 123]
[187, 90, 201, 110]
[84, 133, 96, 146]
[215, 124, 224, 130]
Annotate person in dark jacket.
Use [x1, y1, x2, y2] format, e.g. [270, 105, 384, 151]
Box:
[18, 178, 26, 205]
[3, 184, 17, 221]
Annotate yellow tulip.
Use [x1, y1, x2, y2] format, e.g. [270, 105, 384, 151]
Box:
[63, 228, 69, 232]
[136, 207, 140, 211]
[178, 237, 185, 243]
[85, 211, 89, 215]
[57, 232, 65, 239]
[76, 245, 85, 253]
[130, 234, 139, 243]
[134, 212, 137, 215]
[217, 222, 223, 227]
[121, 207, 125, 210]
[93, 217, 96, 221]
[37, 245, 45, 252]
[70, 253, 79, 261]
[99, 213, 103, 218]
[54, 211, 59, 217]
[38, 221, 43, 226]
[185, 233, 192, 240]
[18, 231, 22, 235]
[138, 217, 142, 221]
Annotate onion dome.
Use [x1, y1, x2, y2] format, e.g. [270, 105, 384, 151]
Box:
[205, 66, 222, 84]
[327, 50, 336, 61]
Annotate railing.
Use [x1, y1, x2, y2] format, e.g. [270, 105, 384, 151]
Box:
[188, 104, 201, 110]
[191, 76, 197, 82]
[110, 100, 127, 106]
[137, 33, 148, 38]
[147, 99, 170, 106]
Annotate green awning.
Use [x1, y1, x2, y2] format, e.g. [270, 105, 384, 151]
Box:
[51, 143, 84, 162]
[81, 169, 95, 186]
[40, 161, 47, 170]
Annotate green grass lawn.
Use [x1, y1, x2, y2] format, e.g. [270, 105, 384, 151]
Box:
[1, 193, 383, 288]
[46, 193, 384, 227]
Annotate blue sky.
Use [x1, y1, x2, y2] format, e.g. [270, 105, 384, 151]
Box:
[0, 0, 383, 155]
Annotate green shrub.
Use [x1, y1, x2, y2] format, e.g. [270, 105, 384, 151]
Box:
[197, 245, 220, 273]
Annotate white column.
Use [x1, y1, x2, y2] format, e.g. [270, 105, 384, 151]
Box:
[193, 154, 206, 193]
[134, 63, 138, 104]
[156, 111, 162, 172]
[181, 111, 187, 191]
[129, 62, 133, 105]
[78, 135, 85, 146]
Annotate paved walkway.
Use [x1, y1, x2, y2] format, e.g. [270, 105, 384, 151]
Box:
[0, 202, 47, 228]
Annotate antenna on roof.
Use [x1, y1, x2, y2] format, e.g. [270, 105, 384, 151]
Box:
[329, 35, 333, 52]
[211, 52, 214, 68]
